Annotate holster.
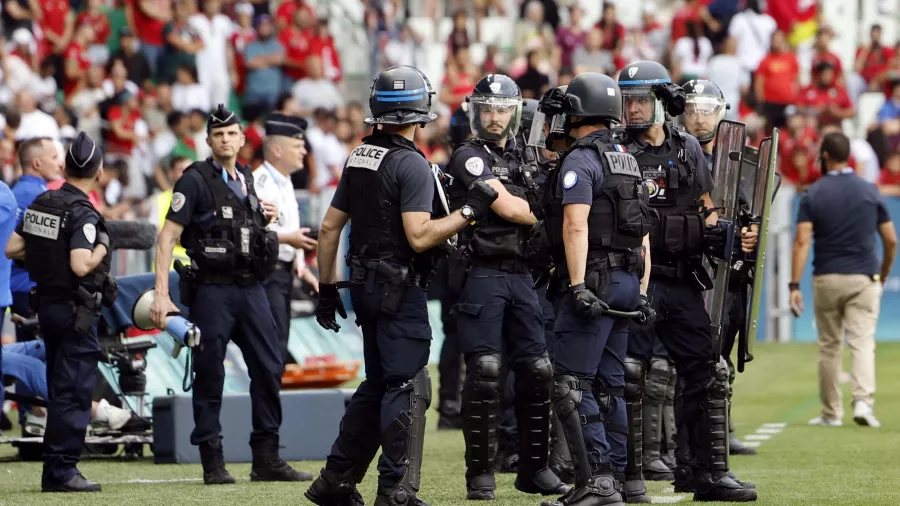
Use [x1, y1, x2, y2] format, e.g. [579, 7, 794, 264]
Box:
[584, 265, 611, 301]
[446, 247, 470, 296]
[377, 262, 409, 316]
[175, 261, 198, 307]
[253, 229, 279, 280]
[73, 285, 101, 334]
[101, 277, 118, 307]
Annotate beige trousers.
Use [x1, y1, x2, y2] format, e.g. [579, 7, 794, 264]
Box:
[812, 274, 882, 419]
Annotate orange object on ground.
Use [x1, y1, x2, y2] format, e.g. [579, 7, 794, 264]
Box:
[282, 358, 361, 389]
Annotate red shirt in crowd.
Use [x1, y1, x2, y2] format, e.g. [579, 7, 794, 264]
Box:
[880, 168, 900, 185]
[276, 0, 315, 31]
[230, 27, 257, 93]
[857, 44, 896, 84]
[796, 85, 853, 126]
[767, 0, 818, 34]
[77, 11, 111, 46]
[811, 50, 843, 79]
[279, 26, 314, 81]
[310, 33, 342, 82]
[756, 51, 800, 104]
[106, 105, 142, 154]
[127, 0, 167, 46]
[779, 126, 818, 184]
[63, 41, 91, 96]
[442, 71, 476, 112]
[594, 21, 625, 51]
[37, 0, 71, 56]
[670, 0, 712, 41]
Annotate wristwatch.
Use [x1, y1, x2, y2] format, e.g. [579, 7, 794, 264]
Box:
[788, 282, 800, 291]
[460, 205, 475, 221]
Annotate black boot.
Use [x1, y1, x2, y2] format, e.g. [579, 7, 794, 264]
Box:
[373, 486, 430, 506]
[199, 438, 236, 485]
[250, 435, 313, 482]
[692, 472, 757, 502]
[304, 468, 365, 506]
[728, 417, 757, 456]
[466, 473, 496, 500]
[618, 472, 650, 504]
[437, 400, 463, 430]
[515, 467, 571, 496]
[540, 473, 625, 506]
[42, 472, 102, 493]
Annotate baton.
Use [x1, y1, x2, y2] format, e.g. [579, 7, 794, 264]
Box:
[602, 309, 644, 319]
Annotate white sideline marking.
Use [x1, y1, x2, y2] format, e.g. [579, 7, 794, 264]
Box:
[741, 441, 762, 448]
[762, 422, 787, 429]
[744, 434, 772, 440]
[662, 487, 675, 493]
[755, 427, 783, 434]
[650, 496, 685, 503]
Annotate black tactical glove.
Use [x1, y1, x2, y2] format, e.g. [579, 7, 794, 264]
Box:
[570, 283, 609, 318]
[316, 283, 347, 332]
[465, 180, 500, 220]
[635, 293, 656, 326]
[652, 82, 687, 117]
[97, 231, 111, 251]
[704, 222, 730, 260]
[538, 86, 568, 115]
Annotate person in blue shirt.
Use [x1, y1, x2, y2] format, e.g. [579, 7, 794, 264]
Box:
[0, 177, 20, 430]
[876, 78, 900, 123]
[243, 15, 286, 112]
[10, 137, 61, 342]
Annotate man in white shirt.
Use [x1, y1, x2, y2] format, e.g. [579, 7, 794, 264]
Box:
[291, 56, 344, 116]
[727, 0, 777, 75]
[13, 90, 60, 141]
[188, 0, 235, 109]
[253, 113, 319, 361]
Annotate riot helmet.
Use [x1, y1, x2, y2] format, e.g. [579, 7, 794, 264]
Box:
[618, 60, 682, 131]
[467, 74, 523, 142]
[562, 72, 623, 127]
[676, 80, 727, 144]
[366, 65, 438, 126]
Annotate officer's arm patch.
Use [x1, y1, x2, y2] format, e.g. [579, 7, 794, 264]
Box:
[465, 156, 484, 176]
[22, 209, 61, 240]
[347, 144, 390, 171]
[563, 171, 578, 189]
[83, 223, 96, 244]
[171, 192, 186, 212]
[603, 151, 641, 177]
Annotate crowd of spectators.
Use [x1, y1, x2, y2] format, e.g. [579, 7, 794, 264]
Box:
[0, 0, 897, 240]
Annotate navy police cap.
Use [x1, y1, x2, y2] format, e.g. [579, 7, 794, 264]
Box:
[265, 113, 308, 138]
[65, 132, 102, 172]
[207, 103, 240, 130]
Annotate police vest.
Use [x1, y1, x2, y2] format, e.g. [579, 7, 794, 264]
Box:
[449, 140, 532, 263]
[621, 129, 705, 259]
[543, 133, 651, 266]
[21, 189, 112, 295]
[180, 160, 277, 278]
[344, 133, 439, 274]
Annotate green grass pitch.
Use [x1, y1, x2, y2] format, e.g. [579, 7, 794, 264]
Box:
[2, 342, 900, 505]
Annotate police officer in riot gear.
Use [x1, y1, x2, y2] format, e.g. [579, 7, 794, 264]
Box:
[446, 73, 569, 501]
[677, 79, 759, 457]
[305, 65, 499, 506]
[6, 132, 115, 492]
[537, 72, 655, 506]
[617, 62, 757, 502]
[151, 104, 308, 485]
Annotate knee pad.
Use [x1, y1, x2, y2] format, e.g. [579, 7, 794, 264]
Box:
[645, 357, 670, 403]
[593, 378, 628, 437]
[465, 353, 502, 401]
[515, 352, 553, 394]
[551, 374, 589, 423]
[624, 357, 645, 402]
[703, 358, 729, 402]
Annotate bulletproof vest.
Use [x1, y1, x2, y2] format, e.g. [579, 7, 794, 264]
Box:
[180, 160, 271, 275]
[344, 133, 429, 270]
[622, 130, 703, 256]
[543, 132, 650, 265]
[450, 139, 531, 262]
[21, 189, 111, 293]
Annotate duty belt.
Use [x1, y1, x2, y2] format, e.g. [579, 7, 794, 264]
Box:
[557, 250, 639, 281]
[196, 270, 258, 285]
[469, 256, 530, 274]
[344, 259, 427, 289]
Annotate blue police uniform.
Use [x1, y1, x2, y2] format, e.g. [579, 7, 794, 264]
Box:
[447, 138, 563, 499]
[550, 130, 642, 476]
[15, 133, 114, 493]
[0, 180, 18, 417]
[11, 174, 48, 342]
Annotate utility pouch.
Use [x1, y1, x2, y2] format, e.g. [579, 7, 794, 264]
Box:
[101, 277, 118, 307]
[74, 286, 101, 334]
[446, 248, 471, 295]
[175, 261, 198, 307]
[378, 262, 409, 316]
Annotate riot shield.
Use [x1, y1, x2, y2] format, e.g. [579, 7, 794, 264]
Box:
[705, 120, 747, 359]
[739, 130, 779, 372]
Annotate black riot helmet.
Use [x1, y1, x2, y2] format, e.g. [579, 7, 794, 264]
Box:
[618, 60, 685, 130]
[365, 65, 438, 126]
[676, 80, 728, 144]
[467, 74, 523, 142]
[562, 72, 623, 127]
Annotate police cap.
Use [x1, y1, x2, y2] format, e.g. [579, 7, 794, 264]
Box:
[65, 131, 103, 178]
[265, 113, 307, 138]
[207, 103, 240, 131]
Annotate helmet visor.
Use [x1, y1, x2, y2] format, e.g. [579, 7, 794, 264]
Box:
[675, 96, 726, 142]
[621, 86, 665, 130]
[469, 96, 522, 141]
